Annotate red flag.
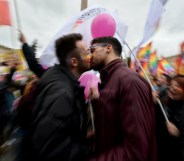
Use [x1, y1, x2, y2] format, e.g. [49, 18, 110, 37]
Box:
[0, 0, 12, 26]
[180, 42, 184, 53]
[176, 55, 184, 75]
[176, 42, 184, 74]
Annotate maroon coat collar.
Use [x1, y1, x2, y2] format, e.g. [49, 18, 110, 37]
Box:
[100, 59, 125, 84]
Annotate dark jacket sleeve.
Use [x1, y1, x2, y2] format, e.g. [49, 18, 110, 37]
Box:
[32, 85, 90, 161]
[22, 43, 45, 78]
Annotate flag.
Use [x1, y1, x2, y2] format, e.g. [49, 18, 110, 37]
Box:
[142, 0, 166, 43]
[130, 0, 167, 69]
[40, 4, 127, 67]
[159, 0, 168, 5]
[139, 58, 150, 78]
[157, 58, 165, 76]
[149, 50, 158, 75]
[131, 42, 152, 70]
[137, 42, 152, 60]
[0, 0, 12, 26]
[157, 57, 175, 76]
[176, 42, 184, 75]
[176, 54, 184, 75]
[0, 49, 28, 73]
[180, 42, 184, 53]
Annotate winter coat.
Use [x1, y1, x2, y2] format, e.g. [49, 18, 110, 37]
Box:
[31, 65, 90, 161]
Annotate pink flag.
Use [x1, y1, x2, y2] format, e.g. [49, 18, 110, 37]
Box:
[79, 71, 100, 100]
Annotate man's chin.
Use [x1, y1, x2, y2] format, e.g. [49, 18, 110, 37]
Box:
[90, 65, 98, 71]
[90, 62, 102, 71]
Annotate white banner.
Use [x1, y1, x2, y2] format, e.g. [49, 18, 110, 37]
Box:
[142, 0, 165, 44]
[159, 0, 168, 5]
[40, 5, 127, 67]
[131, 0, 167, 64]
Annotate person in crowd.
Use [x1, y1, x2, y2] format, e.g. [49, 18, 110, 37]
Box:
[157, 75, 184, 161]
[154, 73, 173, 161]
[88, 36, 157, 161]
[18, 30, 45, 78]
[14, 31, 47, 161]
[30, 33, 92, 161]
[0, 60, 22, 149]
[156, 73, 171, 102]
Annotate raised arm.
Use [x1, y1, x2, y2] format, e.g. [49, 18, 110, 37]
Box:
[18, 31, 45, 78]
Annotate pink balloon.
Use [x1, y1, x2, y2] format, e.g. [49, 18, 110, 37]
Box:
[91, 13, 116, 38]
[78, 71, 100, 100]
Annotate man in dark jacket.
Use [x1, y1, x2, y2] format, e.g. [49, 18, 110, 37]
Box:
[89, 36, 157, 161]
[31, 33, 92, 161]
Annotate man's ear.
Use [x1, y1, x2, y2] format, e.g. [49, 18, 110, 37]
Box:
[70, 57, 78, 67]
[106, 44, 112, 53]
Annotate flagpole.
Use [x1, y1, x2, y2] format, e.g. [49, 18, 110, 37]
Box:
[88, 100, 95, 134]
[80, 0, 96, 136]
[124, 41, 169, 123]
[81, 0, 88, 10]
[122, 48, 129, 67]
[8, 0, 17, 57]
[14, 0, 22, 30]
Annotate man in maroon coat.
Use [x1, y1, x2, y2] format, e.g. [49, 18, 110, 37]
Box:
[89, 36, 157, 161]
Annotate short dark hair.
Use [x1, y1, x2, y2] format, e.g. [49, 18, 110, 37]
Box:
[171, 74, 184, 89]
[55, 33, 83, 65]
[90, 36, 122, 56]
[163, 73, 172, 84]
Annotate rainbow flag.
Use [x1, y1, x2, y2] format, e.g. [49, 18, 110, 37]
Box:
[137, 42, 152, 60]
[149, 50, 158, 75]
[133, 42, 152, 75]
[157, 57, 175, 76]
[139, 58, 150, 78]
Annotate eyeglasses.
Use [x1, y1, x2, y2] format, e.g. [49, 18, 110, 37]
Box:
[89, 44, 108, 53]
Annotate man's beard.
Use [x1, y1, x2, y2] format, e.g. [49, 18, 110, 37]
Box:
[91, 61, 104, 71]
[78, 60, 90, 74]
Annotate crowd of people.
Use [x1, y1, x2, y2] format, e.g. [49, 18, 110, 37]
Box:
[0, 31, 184, 161]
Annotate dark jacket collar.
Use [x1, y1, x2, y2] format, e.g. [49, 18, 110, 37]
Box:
[38, 64, 81, 90]
[100, 59, 125, 84]
[59, 65, 80, 87]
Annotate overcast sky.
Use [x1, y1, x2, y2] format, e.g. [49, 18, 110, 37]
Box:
[0, 0, 183, 58]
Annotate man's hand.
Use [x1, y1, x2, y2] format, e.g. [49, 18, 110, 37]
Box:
[88, 86, 100, 100]
[166, 121, 180, 137]
[18, 30, 27, 44]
